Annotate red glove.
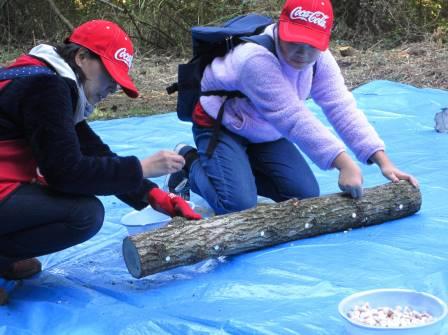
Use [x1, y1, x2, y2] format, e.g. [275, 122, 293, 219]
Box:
[147, 188, 202, 220]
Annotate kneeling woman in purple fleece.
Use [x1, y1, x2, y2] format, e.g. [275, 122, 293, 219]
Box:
[0, 20, 201, 286]
[167, 0, 418, 215]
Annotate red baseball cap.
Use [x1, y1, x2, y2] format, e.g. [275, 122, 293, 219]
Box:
[67, 20, 139, 98]
[279, 0, 334, 51]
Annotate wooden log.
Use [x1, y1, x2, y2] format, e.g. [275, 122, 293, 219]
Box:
[123, 181, 421, 278]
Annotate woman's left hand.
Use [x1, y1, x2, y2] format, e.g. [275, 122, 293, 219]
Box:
[370, 150, 419, 188]
[380, 163, 419, 188]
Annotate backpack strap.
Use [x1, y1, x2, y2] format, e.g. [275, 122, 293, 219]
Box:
[200, 36, 276, 157]
[0, 66, 55, 82]
[202, 91, 246, 157]
[240, 34, 276, 55]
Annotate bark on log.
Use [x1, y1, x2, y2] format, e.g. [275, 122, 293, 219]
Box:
[123, 181, 421, 279]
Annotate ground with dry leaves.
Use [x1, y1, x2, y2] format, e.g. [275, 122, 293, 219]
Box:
[96, 40, 447, 120]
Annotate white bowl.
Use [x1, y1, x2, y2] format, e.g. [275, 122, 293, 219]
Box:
[338, 289, 447, 335]
[121, 201, 195, 235]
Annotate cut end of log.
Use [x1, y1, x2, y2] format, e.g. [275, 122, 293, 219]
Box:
[122, 237, 143, 279]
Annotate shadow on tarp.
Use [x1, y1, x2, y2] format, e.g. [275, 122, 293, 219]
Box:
[1, 81, 447, 335]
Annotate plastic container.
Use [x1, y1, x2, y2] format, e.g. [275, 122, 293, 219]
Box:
[121, 201, 195, 235]
[338, 289, 447, 335]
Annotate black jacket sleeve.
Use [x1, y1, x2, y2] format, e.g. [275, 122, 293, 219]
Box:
[75, 120, 118, 157]
[75, 120, 158, 210]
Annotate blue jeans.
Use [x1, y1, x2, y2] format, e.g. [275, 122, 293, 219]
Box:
[190, 125, 319, 214]
[0, 184, 104, 270]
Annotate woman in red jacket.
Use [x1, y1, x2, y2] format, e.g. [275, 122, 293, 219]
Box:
[0, 20, 200, 298]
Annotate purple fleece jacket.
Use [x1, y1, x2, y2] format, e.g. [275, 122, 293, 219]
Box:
[200, 24, 385, 170]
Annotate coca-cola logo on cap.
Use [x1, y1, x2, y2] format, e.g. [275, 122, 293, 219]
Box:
[289, 6, 329, 29]
[114, 48, 133, 68]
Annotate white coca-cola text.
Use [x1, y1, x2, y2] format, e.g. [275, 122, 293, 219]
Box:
[289, 6, 329, 29]
[114, 48, 133, 68]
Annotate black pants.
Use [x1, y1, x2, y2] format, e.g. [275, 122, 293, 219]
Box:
[0, 184, 104, 270]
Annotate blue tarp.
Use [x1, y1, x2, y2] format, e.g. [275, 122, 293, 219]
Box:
[1, 80, 448, 334]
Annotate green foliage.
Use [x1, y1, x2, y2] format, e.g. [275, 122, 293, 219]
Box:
[333, 0, 448, 47]
[0, 47, 21, 65]
[105, 0, 284, 53]
[0, 0, 446, 53]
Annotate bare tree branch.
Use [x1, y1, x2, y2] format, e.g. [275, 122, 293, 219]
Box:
[45, 0, 73, 31]
[96, 0, 124, 12]
[121, 3, 147, 44]
[0, 0, 8, 10]
[96, 0, 151, 44]
[96, 0, 176, 47]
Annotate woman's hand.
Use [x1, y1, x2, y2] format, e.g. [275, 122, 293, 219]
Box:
[147, 188, 202, 220]
[140, 150, 185, 178]
[370, 151, 419, 188]
[333, 152, 364, 198]
[380, 164, 419, 187]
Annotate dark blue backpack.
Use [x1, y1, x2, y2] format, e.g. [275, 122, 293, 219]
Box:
[167, 14, 275, 121]
[166, 14, 276, 155]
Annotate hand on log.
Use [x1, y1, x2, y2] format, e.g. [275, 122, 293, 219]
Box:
[123, 181, 421, 278]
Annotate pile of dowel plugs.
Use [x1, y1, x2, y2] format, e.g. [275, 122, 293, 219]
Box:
[348, 303, 433, 328]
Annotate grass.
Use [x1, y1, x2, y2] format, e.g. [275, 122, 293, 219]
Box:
[90, 107, 169, 121]
[0, 48, 21, 65]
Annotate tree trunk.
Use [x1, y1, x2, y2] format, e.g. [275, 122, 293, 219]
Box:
[123, 181, 421, 279]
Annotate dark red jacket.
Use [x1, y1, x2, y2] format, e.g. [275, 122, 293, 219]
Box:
[0, 55, 156, 209]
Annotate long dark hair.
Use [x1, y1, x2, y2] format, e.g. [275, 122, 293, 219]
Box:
[54, 43, 100, 83]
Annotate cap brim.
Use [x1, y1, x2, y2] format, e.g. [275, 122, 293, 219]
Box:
[101, 57, 139, 98]
[278, 19, 330, 51]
